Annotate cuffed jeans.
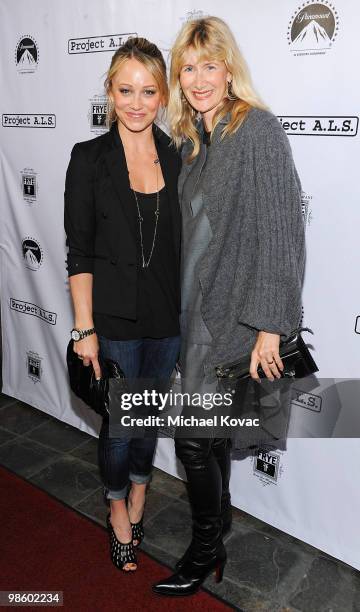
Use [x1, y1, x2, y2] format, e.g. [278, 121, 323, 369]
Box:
[97, 335, 180, 500]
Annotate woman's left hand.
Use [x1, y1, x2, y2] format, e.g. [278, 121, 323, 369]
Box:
[249, 331, 283, 381]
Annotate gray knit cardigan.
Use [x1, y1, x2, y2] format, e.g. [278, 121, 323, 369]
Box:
[178, 108, 305, 379]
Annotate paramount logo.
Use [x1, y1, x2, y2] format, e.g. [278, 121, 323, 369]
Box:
[22, 237, 43, 271]
[288, 1, 339, 56]
[293, 19, 331, 48]
[15, 35, 39, 73]
[19, 48, 36, 65]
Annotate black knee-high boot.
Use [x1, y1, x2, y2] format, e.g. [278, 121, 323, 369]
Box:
[174, 437, 232, 572]
[152, 438, 226, 596]
[212, 437, 232, 534]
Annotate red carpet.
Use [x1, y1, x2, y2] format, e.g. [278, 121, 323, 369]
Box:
[0, 466, 233, 611]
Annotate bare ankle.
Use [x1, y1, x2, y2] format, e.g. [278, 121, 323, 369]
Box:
[129, 483, 146, 502]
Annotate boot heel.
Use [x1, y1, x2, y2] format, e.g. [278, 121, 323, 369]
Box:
[215, 562, 225, 583]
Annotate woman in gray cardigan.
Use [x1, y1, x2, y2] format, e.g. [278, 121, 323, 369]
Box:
[153, 16, 305, 597]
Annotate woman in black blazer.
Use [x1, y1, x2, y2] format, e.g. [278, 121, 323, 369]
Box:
[64, 38, 181, 572]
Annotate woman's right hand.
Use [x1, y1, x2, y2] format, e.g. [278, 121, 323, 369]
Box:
[73, 334, 102, 380]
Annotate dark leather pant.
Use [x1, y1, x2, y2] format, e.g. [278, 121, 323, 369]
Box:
[175, 436, 231, 558]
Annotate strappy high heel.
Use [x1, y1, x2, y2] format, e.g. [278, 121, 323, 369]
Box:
[131, 516, 144, 547]
[106, 514, 137, 572]
[126, 493, 145, 547]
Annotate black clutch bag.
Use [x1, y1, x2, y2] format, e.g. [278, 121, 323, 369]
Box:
[66, 339, 127, 418]
[215, 327, 318, 381]
[215, 328, 318, 456]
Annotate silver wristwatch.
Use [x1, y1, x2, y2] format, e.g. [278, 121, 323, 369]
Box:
[71, 327, 96, 342]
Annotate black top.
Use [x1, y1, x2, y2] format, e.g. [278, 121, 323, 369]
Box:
[94, 186, 179, 340]
[202, 128, 211, 146]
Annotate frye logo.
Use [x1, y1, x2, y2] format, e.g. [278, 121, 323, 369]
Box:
[21, 168, 38, 204]
[27, 350, 43, 383]
[253, 449, 281, 482]
[88, 95, 108, 134]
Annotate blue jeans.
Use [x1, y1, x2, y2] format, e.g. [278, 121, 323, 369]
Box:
[97, 335, 180, 500]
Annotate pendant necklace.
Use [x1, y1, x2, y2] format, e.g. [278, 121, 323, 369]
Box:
[132, 157, 160, 268]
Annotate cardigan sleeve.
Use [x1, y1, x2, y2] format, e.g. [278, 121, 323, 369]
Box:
[237, 116, 305, 338]
[64, 143, 96, 276]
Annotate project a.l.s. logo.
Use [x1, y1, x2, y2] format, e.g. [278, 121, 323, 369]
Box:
[288, 1, 339, 56]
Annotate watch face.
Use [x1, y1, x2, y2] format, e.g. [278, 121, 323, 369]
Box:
[71, 330, 81, 341]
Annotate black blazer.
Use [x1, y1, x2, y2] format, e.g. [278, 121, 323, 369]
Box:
[64, 122, 181, 319]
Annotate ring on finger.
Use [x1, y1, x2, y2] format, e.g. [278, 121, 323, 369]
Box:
[267, 359, 274, 365]
[78, 355, 84, 360]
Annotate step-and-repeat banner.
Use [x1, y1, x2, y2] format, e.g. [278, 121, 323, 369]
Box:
[1, 0, 360, 570]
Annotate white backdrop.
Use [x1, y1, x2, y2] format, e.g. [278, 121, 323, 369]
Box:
[1, 0, 360, 570]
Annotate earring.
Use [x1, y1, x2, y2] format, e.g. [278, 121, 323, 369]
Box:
[181, 90, 188, 104]
[227, 80, 237, 101]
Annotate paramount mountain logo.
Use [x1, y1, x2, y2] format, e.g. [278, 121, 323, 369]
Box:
[15, 35, 39, 73]
[22, 237, 43, 271]
[288, 1, 339, 56]
[294, 20, 329, 46]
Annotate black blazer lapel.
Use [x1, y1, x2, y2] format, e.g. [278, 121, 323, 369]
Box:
[104, 125, 138, 241]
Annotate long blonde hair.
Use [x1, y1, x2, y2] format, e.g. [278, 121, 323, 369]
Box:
[169, 16, 267, 161]
[104, 37, 168, 127]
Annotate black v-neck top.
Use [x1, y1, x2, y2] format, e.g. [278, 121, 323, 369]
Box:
[94, 186, 179, 340]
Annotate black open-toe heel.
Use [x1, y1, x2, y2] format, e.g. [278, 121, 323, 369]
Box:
[106, 514, 137, 572]
[131, 516, 144, 547]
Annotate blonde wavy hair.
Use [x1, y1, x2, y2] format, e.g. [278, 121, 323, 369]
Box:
[169, 16, 267, 161]
[104, 37, 168, 127]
